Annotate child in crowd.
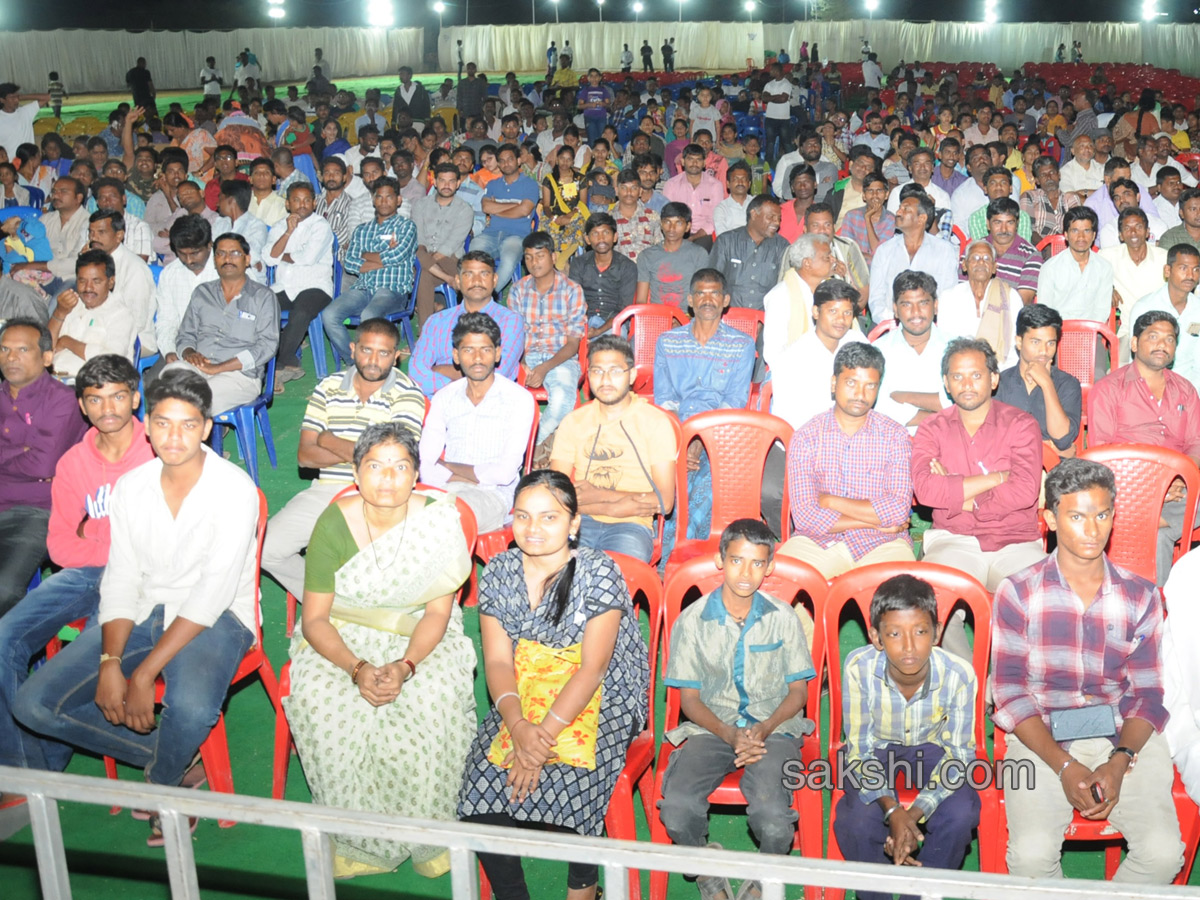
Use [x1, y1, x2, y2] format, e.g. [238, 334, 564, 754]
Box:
[658, 518, 816, 900]
[832, 574, 980, 897]
[47, 71, 66, 119]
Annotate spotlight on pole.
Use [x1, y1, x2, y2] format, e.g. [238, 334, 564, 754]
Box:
[268, 5, 286, 17]
[633, 0, 643, 18]
[366, 0, 395, 26]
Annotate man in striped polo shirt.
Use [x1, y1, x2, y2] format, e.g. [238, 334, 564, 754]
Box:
[261, 317, 425, 599]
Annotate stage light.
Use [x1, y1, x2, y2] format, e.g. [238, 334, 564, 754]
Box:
[744, 0, 755, 9]
[1142, 0, 1158, 18]
[366, 0, 395, 25]
[266, 0, 283, 4]
[268, 6, 286, 17]
[984, 9, 998, 21]
[678, 0, 685, 22]
[864, 0, 879, 9]
[434, 1, 445, 9]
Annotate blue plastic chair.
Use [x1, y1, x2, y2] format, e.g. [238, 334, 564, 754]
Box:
[209, 357, 278, 485]
[24, 186, 45, 210]
[149, 263, 163, 285]
[305, 233, 340, 381]
[328, 259, 419, 370]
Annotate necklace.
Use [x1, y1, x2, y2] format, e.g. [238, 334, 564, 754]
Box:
[362, 496, 409, 570]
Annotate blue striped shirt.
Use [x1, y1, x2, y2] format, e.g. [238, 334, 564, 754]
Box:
[653, 321, 755, 420]
[343, 213, 417, 294]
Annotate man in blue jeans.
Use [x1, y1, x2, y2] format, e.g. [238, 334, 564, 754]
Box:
[321, 177, 418, 363]
[0, 355, 153, 803]
[470, 143, 538, 291]
[14, 370, 260, 846]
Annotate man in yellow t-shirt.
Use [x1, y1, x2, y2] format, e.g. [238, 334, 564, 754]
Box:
[550, 334, 677, 563]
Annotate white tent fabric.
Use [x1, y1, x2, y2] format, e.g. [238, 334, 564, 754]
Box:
[0, 27, 425, 95]
[440, 19, 1200, 76]
[438, 22, 766, 73]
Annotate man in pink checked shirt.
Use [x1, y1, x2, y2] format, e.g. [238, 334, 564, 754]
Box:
[663, 144, 725, 251]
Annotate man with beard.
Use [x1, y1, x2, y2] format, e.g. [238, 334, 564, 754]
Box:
[1128, 243, 1200, 390]
[778, 129, 839, 203]
[47, 251, 135, 378]
[412, 163, 474, 326]
[261, 317, 424, 599]
[708, 195, 788, 311]
[9, 176, 88, 294]
[162, 233, 278, 415]
[663, 144, 724, 249]
[873, 270, 951, 434]
[568, 213, 637, 337]
[211, 180, 269, 284]
[314, 156, 371, 264]
[203, 145, 246, 211]
[868, 191, 959, 324]
[418, 312, 535, 533]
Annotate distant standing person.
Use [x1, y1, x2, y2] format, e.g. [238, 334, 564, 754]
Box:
[457, 40, 465, 81]
[620, 44, 634, 73]
[200, 57, 224, 99]
[547, 41, 558, 76]
[0, 83, 49, 160]
[662, 39, 674, 73]
[47, 72, 66, 120]
[125, 57, 157, 118]
[641, 41, 655, 72]
[1072, 40, 1084, 63]
[860, 37, 871, 60]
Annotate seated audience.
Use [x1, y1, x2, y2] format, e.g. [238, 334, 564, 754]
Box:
[163, 233, 278, 415]
[634, 202, 709, 309]
[409, 251, 525, 397]
[995, 304, 1082, 458]
[471, 143, 539, 291]
[708, 195, 788, 311]
[419, 312, 536, 532]
[967, 166, 1034, 241]
[612, 167, 661, 262]
[550, 334, 676, 563]
[836, 172, 894, 264]
[991, 457, 1183, 884]
[262, 318, 423, 600]
[911, 337, 1045, 591]
[153, 215, 218, 372]
[457, 471, 648, 900]
[568, 212, 637, 337]
[658, 518, 816, 900]
[834, 574, 980, 891]
[780, 342, 914, 577]
[283, 422, 475, 879]
[85, 210, 155, 356]
[510, 231, 586, 449]
[14, 369, 262, 847]
[1101, 207, 1168, 359]
[1157, 186, 1200, 252]
[264, 181, 334, 387]
[768, 276, 867, 429]
[804, 202, 871, 311]
[321, 178, 416, 366]
[0, 317, 88, 615]
[248, 156, 287, 227]
[984, 197, 1043, 303]
[0, 355, 152, 792]
[1020, 155, 1081, 244]
[12, 176, 88, 294]
[1088, 310, 1200, 585]
[938, 240, 1023, 367]
[411, 162, 474, 326]
[873, 270, 951, 433]
[712, 161, 752, 236]
[1128, 243, 1200, 389]
[867, 191, 959, 325]
[315, 156, 372, 261]
[48, 250, 135, 378]
[663, 143, 724, 249]
[1152, 166, 1184, 231]
[212, 179, 269, 283]
[92, 177, 153, 262]
[1037, 206, 1115, 323]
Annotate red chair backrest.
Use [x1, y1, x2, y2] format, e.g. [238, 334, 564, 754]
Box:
[523, 405, 541, 474]
[823, 561, 991, 753]
[867, 319, 895, 342]
[1079, 443, 1200, 583]
[1058, 319, 1118, 389]
[723, 307, 765, 344]
[951, 225, 969, 258]
[675, 408, 794, 542]
[1036, 234, 1067, 258]
[661, 554, 827, 738]
[611, 304, 690, 393]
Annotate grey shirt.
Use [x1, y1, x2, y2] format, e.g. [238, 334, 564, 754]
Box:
[636, 241, 710, 309]
[708, 227, 789, 311]
[176, 277, 280, 382]
[568, 250, 639, 322]
[411, 194, 474, 258]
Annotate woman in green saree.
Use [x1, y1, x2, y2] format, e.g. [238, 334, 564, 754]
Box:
[282, 422, 475, 879]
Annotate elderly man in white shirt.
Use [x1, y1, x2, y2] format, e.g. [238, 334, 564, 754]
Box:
[1059, 133, 1105, 197]
[868, 192, 960, 324]
[263, 180, 334, 384]
[886, 148, 952, 214]
[47, 249, 136, 377]
[86, 209, 156, 357]
[873, 270, 951, 434]
[13, 367, 259, 827]
[767, 276, 866, 430]
[152, 215, 219, 372]
[418, 310, 536, 532]
[938, 239, 1024, 368]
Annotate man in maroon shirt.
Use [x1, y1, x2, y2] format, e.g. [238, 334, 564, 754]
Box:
[911, 336, 1045, 591]
[0, 318, 88, 616]
[1088, 309, 1200, 585]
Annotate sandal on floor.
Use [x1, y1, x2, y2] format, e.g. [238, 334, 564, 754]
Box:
[134, 758, 206, 821]
[696, 844, 734, 900]
[734, 880, 762, 900]
[146, 812, 198, 847]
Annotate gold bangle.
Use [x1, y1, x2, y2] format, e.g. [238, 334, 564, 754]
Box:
[350, 659, 367, 685]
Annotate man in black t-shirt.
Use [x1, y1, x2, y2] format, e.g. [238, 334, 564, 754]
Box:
[125, 58, 157, 117]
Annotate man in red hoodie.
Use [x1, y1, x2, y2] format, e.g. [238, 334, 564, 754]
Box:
[0, 354, 152, 798]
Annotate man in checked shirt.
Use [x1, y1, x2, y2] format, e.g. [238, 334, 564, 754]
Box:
[992, 458, 1183, 883]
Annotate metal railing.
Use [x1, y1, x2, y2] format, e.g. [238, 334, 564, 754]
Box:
[2, 766, 1199, 900]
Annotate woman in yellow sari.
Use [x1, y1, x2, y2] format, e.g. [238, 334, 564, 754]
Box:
[283, 422, 475, 879]
[541, 144, 589, 270]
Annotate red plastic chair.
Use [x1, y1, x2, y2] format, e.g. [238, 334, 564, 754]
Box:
[1036, 233, 1067, 258]
[273, 484, 479, 801]
[105, 489, 281, 827]
[722, 308, 767, 409]
[821, 562, 1000, 892]
[1077, 443, 1200, 584]
[1058, 319, 1118, 453]
[952, 225, 969, 258]
[648, 554, 827, 900]
[867, 319, 895, 341]
[666, 409, 794, 579]
[611, 304, 691, 396]
[519, 332, 590, 407]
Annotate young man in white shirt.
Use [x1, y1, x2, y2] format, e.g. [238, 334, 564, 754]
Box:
[761, 63, 793, 165]
[419, 311, 535, 532]
[15, 368, 260, 846]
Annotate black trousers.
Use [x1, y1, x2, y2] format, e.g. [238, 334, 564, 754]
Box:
[462, 812, 599, 900]
[276, 288, 331, 367]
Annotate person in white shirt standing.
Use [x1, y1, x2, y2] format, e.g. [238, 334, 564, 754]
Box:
[761, 63, 793, 166]
[0, 83, 48, 159]
[199, 57, 224, 99]
[14, 368, 260, 847]
[419, 311, 535, 532]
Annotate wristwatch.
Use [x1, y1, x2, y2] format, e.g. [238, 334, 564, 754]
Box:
[1109, 746, 1137, 764]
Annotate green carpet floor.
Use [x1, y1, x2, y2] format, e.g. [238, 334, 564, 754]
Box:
[0, 337, 1183, 899]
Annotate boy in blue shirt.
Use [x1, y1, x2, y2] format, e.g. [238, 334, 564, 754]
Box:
[833, 574, 979, 896]
[659, 518, 815, 900]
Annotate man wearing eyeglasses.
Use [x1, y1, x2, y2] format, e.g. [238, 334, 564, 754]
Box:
[160, 233, 279, 414]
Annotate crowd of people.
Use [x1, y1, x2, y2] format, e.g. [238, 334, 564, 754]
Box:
[0, 43, 1199, 899]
